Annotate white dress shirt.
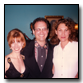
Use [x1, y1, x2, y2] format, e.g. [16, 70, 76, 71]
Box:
[53, 41, 78, 78]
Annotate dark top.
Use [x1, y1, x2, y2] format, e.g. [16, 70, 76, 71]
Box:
[5, 57, 29, 78]
[21, 39, 55, 78]
[35, 40, 48, 72]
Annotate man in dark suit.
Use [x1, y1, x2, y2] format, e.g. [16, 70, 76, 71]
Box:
[21, 17, 54, 78]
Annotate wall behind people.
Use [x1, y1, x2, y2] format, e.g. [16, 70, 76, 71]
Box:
[5, 4, 78, 56]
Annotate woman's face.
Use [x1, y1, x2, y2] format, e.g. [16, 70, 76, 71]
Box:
[10, 38, 23, 53]
[55, 23, 70, 43]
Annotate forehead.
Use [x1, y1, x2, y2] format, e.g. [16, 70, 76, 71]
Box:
[58, 23, 68, 29]
[11, 37, 21, 41]
[34, 21, 47, 28]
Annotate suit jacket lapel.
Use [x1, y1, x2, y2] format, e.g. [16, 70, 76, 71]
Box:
[25, 40, 41, 77]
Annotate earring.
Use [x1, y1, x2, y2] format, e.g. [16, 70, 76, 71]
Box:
[22, 44, 24, 48]
[10, 48, 12, 53]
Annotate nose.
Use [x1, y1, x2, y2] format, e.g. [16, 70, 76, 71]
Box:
[62, 31, 65, 36]
[40, 30, 44, 34]
[14, 43, 19, 48]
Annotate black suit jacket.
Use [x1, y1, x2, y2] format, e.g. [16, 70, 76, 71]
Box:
[21, 39, 54, 78]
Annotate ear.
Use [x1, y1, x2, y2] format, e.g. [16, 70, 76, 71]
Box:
[21, 42, 24, 47]
[69, 30, 71, 35]
[22, 42, 24, 46]
[55, 30, 57, 35]
[32, 29, 35, 35]
[47, 28, 49, 33]
[10, 47, 11, 49]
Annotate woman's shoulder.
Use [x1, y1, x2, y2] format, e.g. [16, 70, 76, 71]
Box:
[54, 44, 59, 49]
[72, 41, 78, 44]
[71, 41, 78, 47]
[21, 54, 25, 60]
[5, 54, 11, 60]
[5, 54, 12, 64]
[53, 44, 59, 52]
[5, 54, 11, 72]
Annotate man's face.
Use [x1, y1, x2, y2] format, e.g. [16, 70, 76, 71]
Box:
[33, 21, 49, 43]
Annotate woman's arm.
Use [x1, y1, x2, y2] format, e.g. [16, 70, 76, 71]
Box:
[75, 73, 78, 78]
[52, 64, 55, 75]
[5, 75, 7, 78]
[5, 56, 10, 78]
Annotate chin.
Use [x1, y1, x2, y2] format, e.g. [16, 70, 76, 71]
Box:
[60, 39, 69, 43]
[14, 50, 21, 53]
[15, 51, 20, 53]
[40, 39, 46, 42]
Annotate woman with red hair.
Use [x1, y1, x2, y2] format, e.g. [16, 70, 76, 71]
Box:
[5, 29, 29, 78]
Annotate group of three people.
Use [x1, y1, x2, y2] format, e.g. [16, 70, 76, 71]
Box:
[5, 17, 78, 78]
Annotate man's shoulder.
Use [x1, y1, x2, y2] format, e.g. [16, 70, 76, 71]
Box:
[47, 40, 56, 49]
[26, 39, 34, 44]
[21, 39, 34, 54]
[26, 39, 32, 43]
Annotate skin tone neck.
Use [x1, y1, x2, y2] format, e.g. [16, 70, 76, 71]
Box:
[60, 40, 69, 49]
[10, 51, 21, 59]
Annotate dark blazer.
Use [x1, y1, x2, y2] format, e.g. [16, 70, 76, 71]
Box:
[21, 39, 54, 78]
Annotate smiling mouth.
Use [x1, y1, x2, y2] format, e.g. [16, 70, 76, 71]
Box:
[14, 48, 20, 51]
[39, 35, 44, 37]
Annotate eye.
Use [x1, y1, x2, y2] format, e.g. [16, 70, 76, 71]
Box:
[12, 41, 15, 44]
[59, 29, 61, 31]
[37, 29, 40, 31]
[17, 41, 20, 43]
[43, 28, 47, 31]
[65, 29, 68, 31]
[35, 28, 40, 31]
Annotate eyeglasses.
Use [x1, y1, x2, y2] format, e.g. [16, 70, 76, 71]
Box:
[34, 28, 48, 32]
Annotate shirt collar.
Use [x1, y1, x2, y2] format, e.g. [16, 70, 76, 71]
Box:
[59, 41, 72, 50]
[35, 40, 48, 49]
